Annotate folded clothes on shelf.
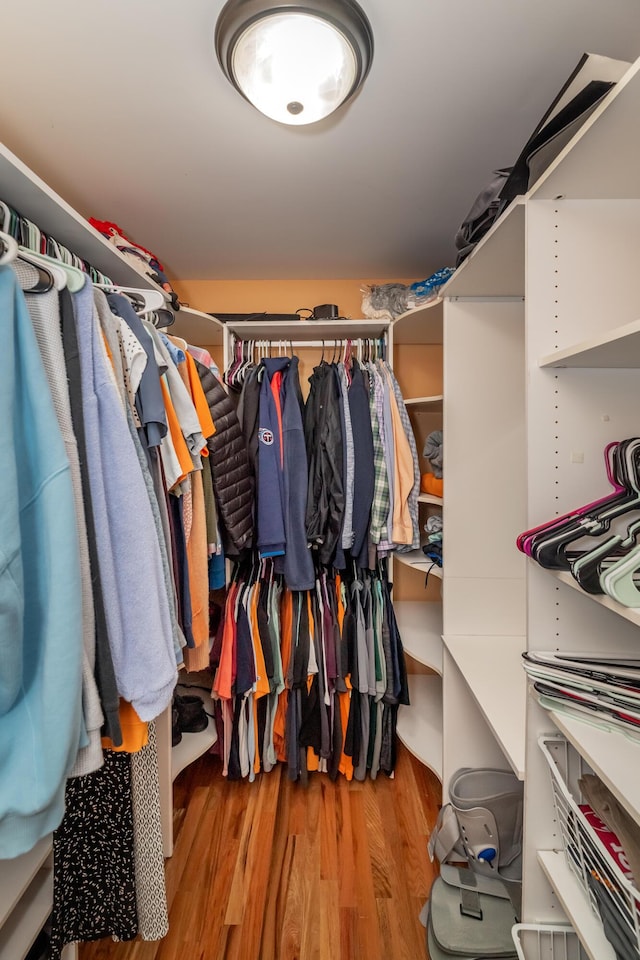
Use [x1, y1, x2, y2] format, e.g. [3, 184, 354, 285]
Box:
[421, 473, 443, 497]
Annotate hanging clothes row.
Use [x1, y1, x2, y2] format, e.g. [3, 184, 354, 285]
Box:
[208, 340, 420, 780]
[210, 557, 408, 783]
[237, 341, 421, 573]
[0, 230, 254, 954]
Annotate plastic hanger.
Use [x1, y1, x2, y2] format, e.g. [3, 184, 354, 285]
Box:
[530, 439, 640, 570]
[94, 282, 166, 316]
[570, 516, 640, 594]
[600, 536, 640, 607]
[0, 229, 18, 266]
[17, 246, 68, 290]
[517, 442, 622, 554]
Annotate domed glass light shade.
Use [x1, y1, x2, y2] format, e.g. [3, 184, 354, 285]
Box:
[215, 0, 373, 126]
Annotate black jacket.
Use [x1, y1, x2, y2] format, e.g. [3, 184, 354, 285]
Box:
[305, 362, 344, 566]
[195, 360, 253, 557]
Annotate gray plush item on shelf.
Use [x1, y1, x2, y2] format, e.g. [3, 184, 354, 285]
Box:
[423, 430, 443, 478]
[361, 282, 412, 320]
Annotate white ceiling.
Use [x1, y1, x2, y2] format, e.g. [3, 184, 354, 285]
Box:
[2, 0, 640, 281]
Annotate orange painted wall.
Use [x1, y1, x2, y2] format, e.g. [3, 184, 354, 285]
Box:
[172, 277, 416, 319]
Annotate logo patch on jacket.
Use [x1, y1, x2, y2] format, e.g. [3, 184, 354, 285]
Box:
[259, 428, 274, 445]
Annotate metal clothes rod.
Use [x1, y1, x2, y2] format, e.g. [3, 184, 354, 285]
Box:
[245, 339, 386, 348]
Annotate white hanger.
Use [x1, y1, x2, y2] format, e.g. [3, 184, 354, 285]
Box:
[18, 246, 69, 290]
[0, 229, 18, 266]
[94, 282, 167, 316]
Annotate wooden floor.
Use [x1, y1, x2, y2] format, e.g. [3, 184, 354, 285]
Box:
[79, 743, 440, 960]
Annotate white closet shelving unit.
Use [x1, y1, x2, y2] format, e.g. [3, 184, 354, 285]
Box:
[0, 141, 224, 348]
[0, 138, 225, 951]
[435, 53, 640, 960]
[392, 300, 444, 781]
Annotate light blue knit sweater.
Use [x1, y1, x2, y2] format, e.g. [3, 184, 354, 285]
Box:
[0, 268, 83, 858]
[73, 284, 177, 720]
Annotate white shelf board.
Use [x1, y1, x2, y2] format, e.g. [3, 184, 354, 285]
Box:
[394, 601, 443, 674]
[549, 709, 640, 826]
[539, 318, 640, 368]
[528, 58, 640, 201]
[172, 307, 224, 346]
[0, 836, 52, 928]
[392, 300, 443, 344]
[172, 685, 217, 780]
[405, 395, 443, 412]
[549, 568, 640, 630]
[394, 549, 443, 576]
[172, 719, 217, 781]
[224, 318, 389, 340]
[0, 867, 53, 960]
[443, 634, 526, 779]
[441, 200, 526, 299]
[0, 141, 161, 289]
[418, 493, 443, 506]
[396, 675, 442, 779]
[537, 851, 615, 960]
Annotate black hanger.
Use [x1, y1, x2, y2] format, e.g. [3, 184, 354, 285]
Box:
[531, 439, 640, 570]
[571, 517, 640, 594]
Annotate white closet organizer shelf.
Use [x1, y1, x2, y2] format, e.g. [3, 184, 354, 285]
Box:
[394, 549, 443, 576]
[224, 318, 390, 341]
[0, 836, 52, 929]
[0, 141, 225, 347]
[539, 317, 640, 368]
[527, 56, 640, 201]
[418, 493, 443, 506]
[440, 199, 526, 299]
[394, 601, 443, 674]
[404, 395, 443, 412]
[443, 635, 526, 779]
[172, 306, 223, 345]
[0, 141, 163, 291]
[0, 863, 53, 960]
[547, 709, 640, 826]
[171, 686, 217, 781]
[546, 567, 640, 630]
[396, 674, 443, 779]
[537, 851, 616, 960]
[392, 299, 443, 345]
[172, 720, 217, 781]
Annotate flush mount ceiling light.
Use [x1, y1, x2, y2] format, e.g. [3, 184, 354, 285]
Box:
[215, 0, 374, 126]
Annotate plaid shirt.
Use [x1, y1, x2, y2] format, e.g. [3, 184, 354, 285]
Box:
[367, 363, 393, 554]
[384, 363, 421, 552]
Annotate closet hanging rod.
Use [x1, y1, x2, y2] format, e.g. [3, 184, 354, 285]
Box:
[234, 339, 386, 349]
[230, 335, 387, 346]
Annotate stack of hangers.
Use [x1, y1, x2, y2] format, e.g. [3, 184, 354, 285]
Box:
[518, 438, 640, 607]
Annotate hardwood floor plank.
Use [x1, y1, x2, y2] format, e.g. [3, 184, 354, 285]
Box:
[319, 880, 340, 960]
[339, 906, 357, 960]
[318, 779, 338, 883]
[258, 774, 292, 960]
[335, 778, 356, 910]
[350, 790, 383, 960]
[363, 780, 393, 899]
[278, 835, 305, 960]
